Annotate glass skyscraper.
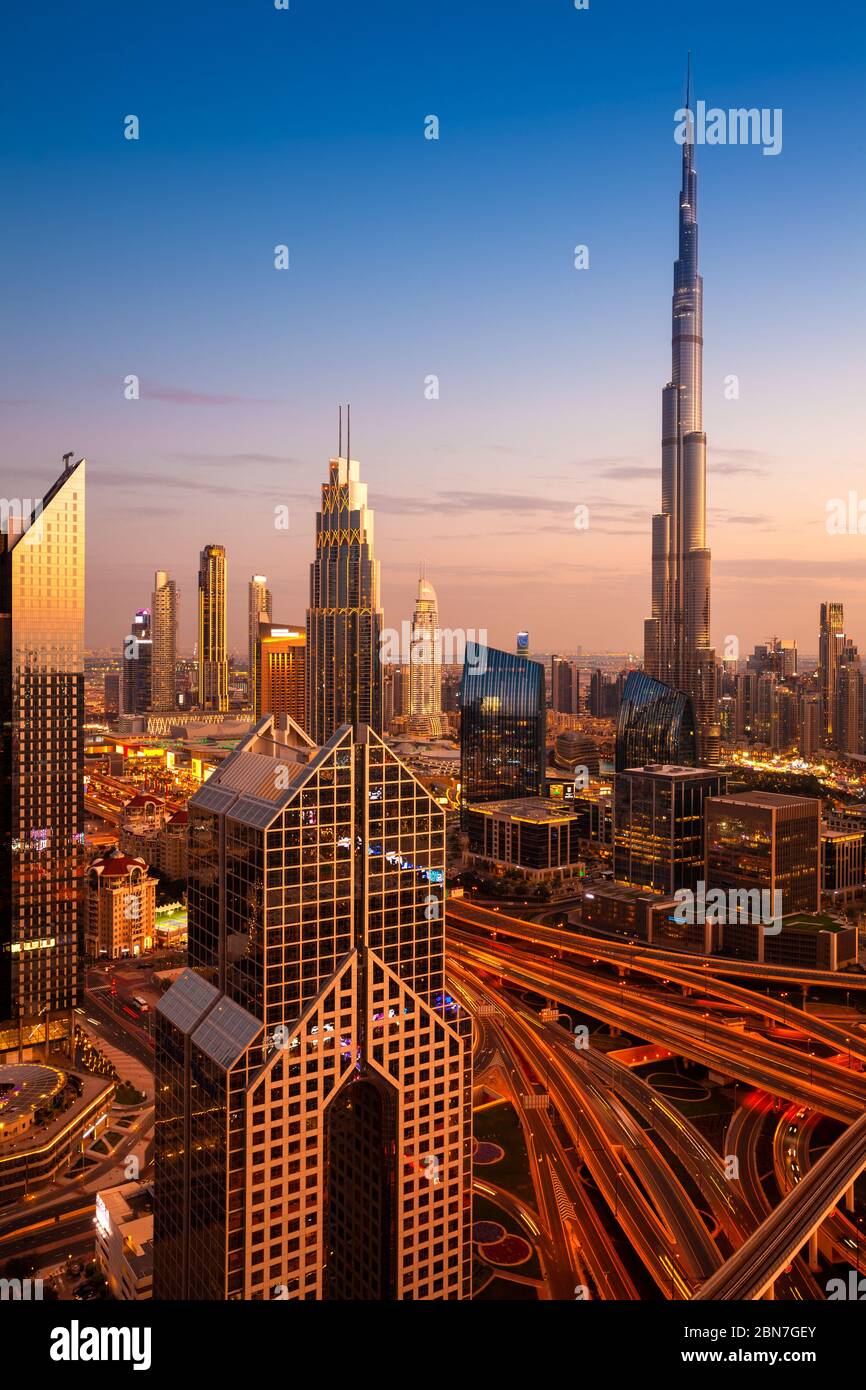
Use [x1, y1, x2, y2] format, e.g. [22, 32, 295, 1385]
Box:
[0, 457, 85, 1057]
[459, 642, 546, 811]
[151, 569, 178, 711]
[153, 715, 470, 1300]
[306, 450, 383, 743]
[615, 669, 697, 773]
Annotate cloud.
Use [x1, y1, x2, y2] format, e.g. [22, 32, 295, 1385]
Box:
[708, 448, 772, 476]
[163, 452, 299, 467]
[140, 382, 277, 406]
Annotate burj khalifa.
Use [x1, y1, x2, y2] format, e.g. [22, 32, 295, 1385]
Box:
[643, 66, 720, 764]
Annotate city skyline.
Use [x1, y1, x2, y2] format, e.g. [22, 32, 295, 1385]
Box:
[3, 1, 864, 657]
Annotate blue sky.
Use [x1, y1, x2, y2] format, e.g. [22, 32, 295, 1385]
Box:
[2, 0, 865, 654]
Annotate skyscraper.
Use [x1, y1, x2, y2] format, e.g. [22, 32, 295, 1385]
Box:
[409, 568, 441, 717]
[151, 570, 178, 711]
[0, 457, 85, 1058]
[255, 619, 305, 724]
[198, 544, 228, 712]
[819, 601, 844, 748]
[551, 655, 579, 714]
[644, 67, 719, 763]
[306, 427, 383, 743]
[122, 608, 152, 716]
[248, 574, 272, 714]
[615, 669, 697, 772]
[459, 643, 546, 811]
[153, 716, 470, 1300]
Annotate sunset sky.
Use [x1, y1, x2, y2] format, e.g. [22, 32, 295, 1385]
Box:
[3, 0, 865, 657]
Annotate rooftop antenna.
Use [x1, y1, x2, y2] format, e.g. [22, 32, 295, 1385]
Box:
[685, 50, 691, 112]
[338, 405, 342, 460]
[346, 403, 351, 464]
[62, 451, 74, 473]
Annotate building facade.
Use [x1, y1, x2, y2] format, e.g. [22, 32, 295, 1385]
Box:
[704, 791, 821, 918]
[615, 670, 697, 773]
[248, 575, 272, 715]
[614, 764, 727, 896]
[85, 848, 157, 958]
[122, 608, 152, 715]
[198, 544, 228, 713]
[459, 642, 546, 813]
[306, 451, 383, 743]
[151, 570, 178, 711]
[0, 458, 85, 1059]
[643, 74, 719, 762]
[408, 570, 441, 718]
[153, 715, 471, 1300]
[255, 620, 305, 725]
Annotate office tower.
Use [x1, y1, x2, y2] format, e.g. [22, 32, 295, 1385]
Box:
[198, 544, 228, 712]
[551, 655, 579, 714]
[104, 671, 120, 720]
[836, 642, 862, 756]
[255, 620, 305, 724]
[615, 670, 697, 772]
[122, 609, 152, 715]
[248, 574, 272, 713]
[613, 764, 727, 895]
[0, 457, 85, 1057]
[800, 692, 822, 756]
[84, 848, 156, 959]
[644, 69, 720, 763]
[306, 429, 383, 742]
[153, 716, 471, 1300]
[408, 568, 441, 717]
[819, 601, 844, 748]
[151, 570, 178, 711]
[705, 791, 821, 916]
[459, 642, 546, 811]
[589, 669, 604, 717]
[771, 684, 798, 751]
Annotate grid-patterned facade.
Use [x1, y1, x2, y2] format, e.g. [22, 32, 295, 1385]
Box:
[459, 642, 545, 813]
[0, 459, 85, 1053]
[255, 621, 305, 725]
[154, 716, 470, 1300]
[614, 764, 727, 896]
[306, 457, 383, 743]
[198, 544, 228, 712]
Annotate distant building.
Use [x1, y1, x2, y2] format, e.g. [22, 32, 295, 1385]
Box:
[248, 575, 272, 716]
[122, 609, 152, 715]
[151, 571, 178, 711]
[819, 601, 845, 748]
[96, 1181, 153, 1300]
[198, 544, 228, 712]
[459, 642, 545, 813]
[85, 848, 157, 958]
[821, 822, 864, 906]
[104, 671, 121, 720]
[721, 913, 856, 970]
[255, 620, 305, 724]
[614, 764, 727, 895]
[615, 670, 697, 772]
[551, 656, 580, 714]
[409, 570, 441, 717]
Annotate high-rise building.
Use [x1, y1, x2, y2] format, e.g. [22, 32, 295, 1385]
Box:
[551, 655, 579, 714]
[819, 601, 844, 748]
[198, 544, 228, 712]
[644, 69, 719, 762]
[122, 609, 152, 715]
[409, 568, 441, 717]
[151, 570, 178, 711]
[459, 642, 546, 812]
[836, 638, 862, 757]
[306, 434, 383, 743]
[800, 692, 822, 756]
[255, 620, 305, 724]
[615, 670, 697, 772]
[248, 574, 272, 714]
[614, 764, 727, 896]
[153, 716, 471, 1300]
[104, 671, 121, 720]
[705, 791, 821, 918]
[0, 456, 85, 1058]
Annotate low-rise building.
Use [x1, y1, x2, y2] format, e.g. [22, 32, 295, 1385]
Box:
[85, 849, 157, 958]
[464, 797, 586, 886]
[95, 1181, 154, 1300]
